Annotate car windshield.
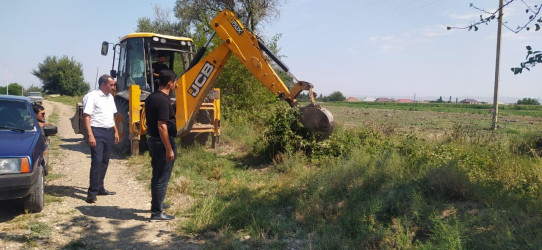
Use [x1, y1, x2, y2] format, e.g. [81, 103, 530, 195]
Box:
[0, 100, 36, 131]
[29, 92, 42, 97]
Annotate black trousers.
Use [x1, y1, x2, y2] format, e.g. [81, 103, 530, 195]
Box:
[87, 127, 114, 197]
[148, 136, 176, 213]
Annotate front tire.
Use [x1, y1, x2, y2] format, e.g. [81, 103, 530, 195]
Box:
[113, 98, 131, 155]
[24, 167, 44, 213]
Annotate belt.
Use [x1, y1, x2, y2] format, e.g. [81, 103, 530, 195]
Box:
[91, 126, 115, 132]
[149, 135, 174, 138]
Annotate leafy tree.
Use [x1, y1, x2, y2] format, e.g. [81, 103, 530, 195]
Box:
[138, 1, 284, 39]
[435, 96, 444, 103]
[318, 91, 345, 102]
[328, 91, 346, 102]
[0, 83, 23, 96]
[447, 1, 542, 74]
[517, 97, 540, 105]
[32, 56, 89, 96]
[8, 83, 23, 96]
[174, 0, 283, 34]
[137, 5, 184, 36]
[24, 85, 42, 96]
[296, 92, 312, 102]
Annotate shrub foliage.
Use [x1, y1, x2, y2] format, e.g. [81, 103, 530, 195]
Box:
[32, 56, 89, 96]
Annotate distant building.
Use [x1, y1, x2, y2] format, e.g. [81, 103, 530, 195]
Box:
[346, 97, 358, 102]
[396, 98, 414, 103]
[460, 99, 480, 104]
[417, 99, 428, 103]
[362, 97, 376, 102]
[375, 97, 393, 102]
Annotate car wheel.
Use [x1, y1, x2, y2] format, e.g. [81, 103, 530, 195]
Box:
[24, 167, 44, 213]
[44, 137, 50, 175]
[113, 98, 131, 155]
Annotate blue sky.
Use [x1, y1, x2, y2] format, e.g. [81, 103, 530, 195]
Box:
[0, 0, 540, 102]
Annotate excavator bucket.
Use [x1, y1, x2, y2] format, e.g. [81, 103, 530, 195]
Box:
[300, 104, 335, 140]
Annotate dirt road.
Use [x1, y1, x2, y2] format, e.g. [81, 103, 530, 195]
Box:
[0, 100, 200, 249]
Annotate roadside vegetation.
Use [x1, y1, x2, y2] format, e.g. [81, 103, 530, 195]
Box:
[46, 95, 82, 108]
[124, 101, 542, 249]
[325, 101, 542, 117]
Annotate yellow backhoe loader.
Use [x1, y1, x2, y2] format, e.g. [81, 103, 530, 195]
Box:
[72, 9, 334, 156]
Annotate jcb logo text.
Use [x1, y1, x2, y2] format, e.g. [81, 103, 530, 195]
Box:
[188, 62, 215, 97]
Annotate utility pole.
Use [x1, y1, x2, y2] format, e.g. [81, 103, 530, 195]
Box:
[6, 67, 8, 95]
[492, 0, 504, 130]
[95, 67, 99, 90]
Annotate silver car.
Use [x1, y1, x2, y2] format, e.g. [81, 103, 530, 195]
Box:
[27, 92, 43, 104]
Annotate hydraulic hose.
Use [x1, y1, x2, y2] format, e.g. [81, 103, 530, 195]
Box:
[257, 39, 289, 73]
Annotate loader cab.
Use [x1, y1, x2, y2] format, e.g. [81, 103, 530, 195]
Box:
[102, 33, 195, 94]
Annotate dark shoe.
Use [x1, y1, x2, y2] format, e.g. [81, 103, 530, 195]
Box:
[85, 196, 97, 203]
[97, 190, 116, 195]
[150, 212, 175, 221]
[149, 204, 170, 212]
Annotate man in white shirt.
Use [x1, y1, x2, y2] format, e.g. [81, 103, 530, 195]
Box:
[83, 74, 119, 203]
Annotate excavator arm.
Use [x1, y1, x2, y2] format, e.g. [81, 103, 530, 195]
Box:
[175, 9, 334, 139]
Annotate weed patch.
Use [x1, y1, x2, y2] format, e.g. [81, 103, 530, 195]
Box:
[151, 102, 542, 248]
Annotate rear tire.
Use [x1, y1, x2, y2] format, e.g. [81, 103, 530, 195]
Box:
[24, 167, 44, 213]
[83, 129, 88, 143]
[113, 98, 131, 155]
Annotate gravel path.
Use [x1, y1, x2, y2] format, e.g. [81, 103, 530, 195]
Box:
[0, 99, 200, 249]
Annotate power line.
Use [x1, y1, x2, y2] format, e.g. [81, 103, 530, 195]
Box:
[275, 0, 395, 35]
[348, 0, 445, 34]
[280, 0, 445, 50]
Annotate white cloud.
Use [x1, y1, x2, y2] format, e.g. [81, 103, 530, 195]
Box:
[450, 13, 478, 20]
[369, 36, 406, 51]
[369, 26, 449, 51]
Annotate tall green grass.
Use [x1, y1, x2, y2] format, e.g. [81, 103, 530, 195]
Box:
[324, 101, 542, 117]
[138, 104, 542, 248]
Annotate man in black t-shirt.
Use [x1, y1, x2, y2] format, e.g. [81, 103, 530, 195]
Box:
[152, 54, 169, 77]
[145, 69, 177, 220]
[152, 54, 169, 92]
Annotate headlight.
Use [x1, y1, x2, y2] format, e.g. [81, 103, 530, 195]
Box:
[0, 157, 30, 174]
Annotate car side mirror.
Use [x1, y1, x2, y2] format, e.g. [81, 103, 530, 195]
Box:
[101, 41, 109, 56]
[43, 125, 58, 136]
[110, 70, 117, 79]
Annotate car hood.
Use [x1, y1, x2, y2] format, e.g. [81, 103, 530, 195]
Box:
[0, 131, 38, 157]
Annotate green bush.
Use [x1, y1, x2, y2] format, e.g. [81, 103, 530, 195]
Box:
[254, 105, 312, 161]
[510, 131, 542, 157]
[254, 105, 374, 161]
